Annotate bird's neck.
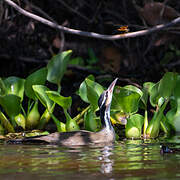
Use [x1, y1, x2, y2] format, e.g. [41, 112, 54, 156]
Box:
[100, 105, 113, 131]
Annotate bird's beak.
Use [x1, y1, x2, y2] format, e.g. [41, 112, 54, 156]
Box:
[107, 78, 118, 93]
[106, 78, 118, 106]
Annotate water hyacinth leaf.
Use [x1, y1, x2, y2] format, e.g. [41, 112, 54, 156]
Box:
[158, 72, 177, 99]
[140, 82, 155, 109]
[171, 76, 180, 131]
[84, 107, 98, 132]
[25, 67, 47, 100]
[125, 114, 144, 138]
[145, 111, 159, 138]
[124, 84, 143, 110]
[47, 50, 72, 85]
[173, 75, 180, 99]
[160, 115, 174, 134]
[124, 85, 143, 97]
[85, 78, 104, 97]
[146, 101, 168, 138]
[0, 94, 21, 119]
[32, 85, 53, 111]
[0, 111, 15, 133]
[64, 109, 80, 131]
[86, 84, 99, 111]
[170, 97, 177, 109]
[149, 82, 160, 107]
[143, 82, 155, 94]
[158, 97, 165, 108]
[46, 91, 72, 110]
[14, 113, 26, 130]
[166, 108, 176, 125]
[111, 86, 141, 114]
[50, 112, 66, 132]
[3, 76, 25, 101]
[26, 101, 40, 130]
[77, 75, 95, 103]
[85, 78, 104, 110]
[0, 124, 5, 135]
[0, 78, 6, 95]
[173, 99, 180, 132]
[38, 109, 52, 129]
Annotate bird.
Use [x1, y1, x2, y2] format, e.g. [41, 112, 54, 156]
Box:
[7, 78, 118, 146]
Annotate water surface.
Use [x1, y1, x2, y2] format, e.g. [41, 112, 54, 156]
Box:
[1, 135, 180, 180]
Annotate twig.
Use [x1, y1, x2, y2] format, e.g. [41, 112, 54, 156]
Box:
[4, 0, 180, 41]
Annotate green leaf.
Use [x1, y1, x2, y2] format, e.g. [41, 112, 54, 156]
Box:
[146, 100, 168, 138]
[0, 78, 7, 95]
[25, 67, 47, 100]
[111, 86, 142, 115]
[32, 85, 53, 111]
[124, 85, 143, 97]
[173, 75, 180, 99]
[0, 124, 5, 135]
[38, 109, 52, 129]
[125, 114, 144, 138]
[77, 75, 95, 103]
[149, 82, 160, 107]
[0, 94, 21, 119]
[172, 99, 180, 132]
[46, 91, 72, 110]
[85, 78, 104, 97]
[85, 78, 104, 110]
[140, 82, 155, 109]
[4, 76, 25, 101]
[26, 101, 40, 129]
[158, 72, 177, 99]
[160, 115, 173, 134]
[84, 107, 98, 132]
[0, 111, 15, 133]
[166, 108, 176, 125]
[47, 50, 72, 85]
[14, 113, 26, 130]
[64, 109, 80, 131]
[170, 75, 180, 132]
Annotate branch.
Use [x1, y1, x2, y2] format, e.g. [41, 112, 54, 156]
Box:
[4, 0, 180, 40]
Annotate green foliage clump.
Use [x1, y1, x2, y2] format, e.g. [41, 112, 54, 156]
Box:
[0, 50, 179, 140]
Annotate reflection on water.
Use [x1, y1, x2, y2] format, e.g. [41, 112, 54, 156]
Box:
[99, 146, 114, 174]
[0, 136, 180, 179]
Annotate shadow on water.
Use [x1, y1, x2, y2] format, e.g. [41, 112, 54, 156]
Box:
[1, 135, 180, 179]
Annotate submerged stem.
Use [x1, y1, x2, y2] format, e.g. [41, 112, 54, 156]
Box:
[49, 112, 65, 132]
[73, 105, 90, 124]
[143, 110, 148, 137]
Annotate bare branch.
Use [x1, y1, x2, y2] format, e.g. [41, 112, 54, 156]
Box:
[4, 0, 180, 41]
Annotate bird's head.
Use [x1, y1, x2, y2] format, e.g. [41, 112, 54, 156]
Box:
[98, 78, 118, 110]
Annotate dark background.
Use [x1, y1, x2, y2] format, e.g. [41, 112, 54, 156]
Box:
[1, 0, 180, 84]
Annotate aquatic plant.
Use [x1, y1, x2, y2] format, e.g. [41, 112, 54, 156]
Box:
[0, 50, 179, 140]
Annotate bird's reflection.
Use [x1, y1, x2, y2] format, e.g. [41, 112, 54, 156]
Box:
[98, 146, 114, 174]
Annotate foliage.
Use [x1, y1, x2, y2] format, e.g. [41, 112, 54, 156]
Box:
[0, 50, 180, 140]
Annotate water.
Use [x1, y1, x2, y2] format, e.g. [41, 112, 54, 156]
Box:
[1, 135, 180, 180]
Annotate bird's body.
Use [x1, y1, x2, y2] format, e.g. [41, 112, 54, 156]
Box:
[14, 128, 115, 146]
[7, 78, 118, 146]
